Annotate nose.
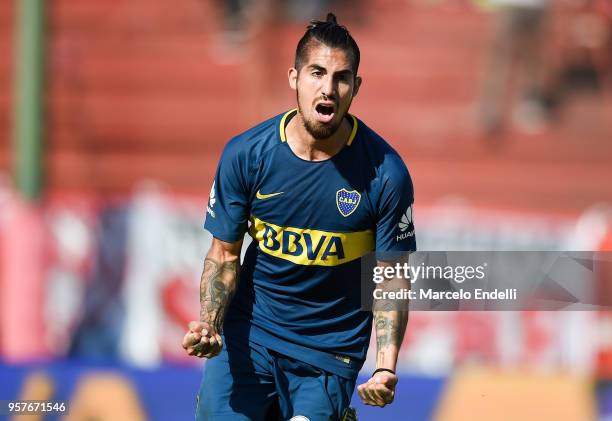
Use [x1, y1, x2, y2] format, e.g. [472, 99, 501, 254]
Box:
[321, 75, 335, 99]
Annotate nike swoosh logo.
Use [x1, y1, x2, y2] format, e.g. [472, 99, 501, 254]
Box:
[256, 190, 284, 200]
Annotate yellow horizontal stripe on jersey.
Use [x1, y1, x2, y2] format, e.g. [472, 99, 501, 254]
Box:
[249, 215, 374, 266]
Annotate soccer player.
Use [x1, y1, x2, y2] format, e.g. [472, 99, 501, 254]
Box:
[182, 13, 416, 420]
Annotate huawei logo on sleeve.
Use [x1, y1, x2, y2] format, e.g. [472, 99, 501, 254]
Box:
[207, 181, 216, 218]
[397, 205, 414, 241]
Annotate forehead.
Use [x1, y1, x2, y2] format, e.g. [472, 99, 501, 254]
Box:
[302, 42, 353, 71]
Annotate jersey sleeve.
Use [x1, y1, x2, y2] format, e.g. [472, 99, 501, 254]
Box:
[375, 155, 416, 253]
[203, 140, 251, 243]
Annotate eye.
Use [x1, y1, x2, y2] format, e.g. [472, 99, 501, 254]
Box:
[312, 70, 323, 78]
[336, 72, 353, 83]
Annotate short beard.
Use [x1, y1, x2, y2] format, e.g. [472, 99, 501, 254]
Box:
[296, 91, 347, 140]
[302, 115, 341, 140]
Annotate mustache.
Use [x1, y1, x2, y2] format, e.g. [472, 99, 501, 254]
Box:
[316, 97, 338, 105]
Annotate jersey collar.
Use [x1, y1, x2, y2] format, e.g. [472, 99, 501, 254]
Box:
[279, 109, 359, 146]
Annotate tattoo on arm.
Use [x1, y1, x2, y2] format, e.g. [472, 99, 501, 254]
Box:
[199, 257, 239, 333]
[375, 313, 399, 350]
[374, 311, 408, 365]
[373, 259, 410, 369]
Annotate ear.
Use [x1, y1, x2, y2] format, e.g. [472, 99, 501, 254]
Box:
[288, 67, 298, 90]
[353, 76, 362, 97]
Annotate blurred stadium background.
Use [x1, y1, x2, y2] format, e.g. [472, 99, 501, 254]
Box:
[1, 0, 612, 420]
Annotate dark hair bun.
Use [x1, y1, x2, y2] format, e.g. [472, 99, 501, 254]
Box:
[326, 13, 337, 24]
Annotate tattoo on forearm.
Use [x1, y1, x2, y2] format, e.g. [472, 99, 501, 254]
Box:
[374, 311, 408, 361]
[373, 260, 410, 368]
[200, 257, 239, 333]
[375, 313, 398, 349]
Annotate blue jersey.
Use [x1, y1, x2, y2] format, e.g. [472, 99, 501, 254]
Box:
[204, 109, 416, 379]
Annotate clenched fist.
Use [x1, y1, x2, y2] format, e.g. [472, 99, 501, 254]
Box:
[357, 371, 397, 407]
[182, 321, 223, 359]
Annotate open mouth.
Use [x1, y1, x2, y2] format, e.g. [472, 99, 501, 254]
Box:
[315, 103, 336, 124]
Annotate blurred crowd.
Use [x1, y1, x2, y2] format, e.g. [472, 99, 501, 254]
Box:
[211, 0, 612, 138]
[480, 0, 612, 136]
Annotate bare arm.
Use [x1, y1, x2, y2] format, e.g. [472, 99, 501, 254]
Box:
[374, 301, 408, 373]
[199, 237, 242, 332]
[373, 258, 410, 372]
[358, 258, 410, 406]
[183, 237, 241, 358]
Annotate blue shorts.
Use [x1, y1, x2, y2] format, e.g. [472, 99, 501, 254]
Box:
[196, 334, 356, 420]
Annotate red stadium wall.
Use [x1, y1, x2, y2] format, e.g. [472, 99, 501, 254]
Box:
[45, 0, 239, 194]
[0, 0, 609, 214]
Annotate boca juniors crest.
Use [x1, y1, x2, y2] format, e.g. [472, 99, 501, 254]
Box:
[336, 189, 361, 217]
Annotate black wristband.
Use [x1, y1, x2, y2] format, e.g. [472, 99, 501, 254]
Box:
[372, 368, 396, 377]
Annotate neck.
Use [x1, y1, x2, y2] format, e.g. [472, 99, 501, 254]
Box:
[285, 112, 351, 161]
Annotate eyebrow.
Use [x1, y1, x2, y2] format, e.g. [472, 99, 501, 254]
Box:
[306, 64, 354, 77]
